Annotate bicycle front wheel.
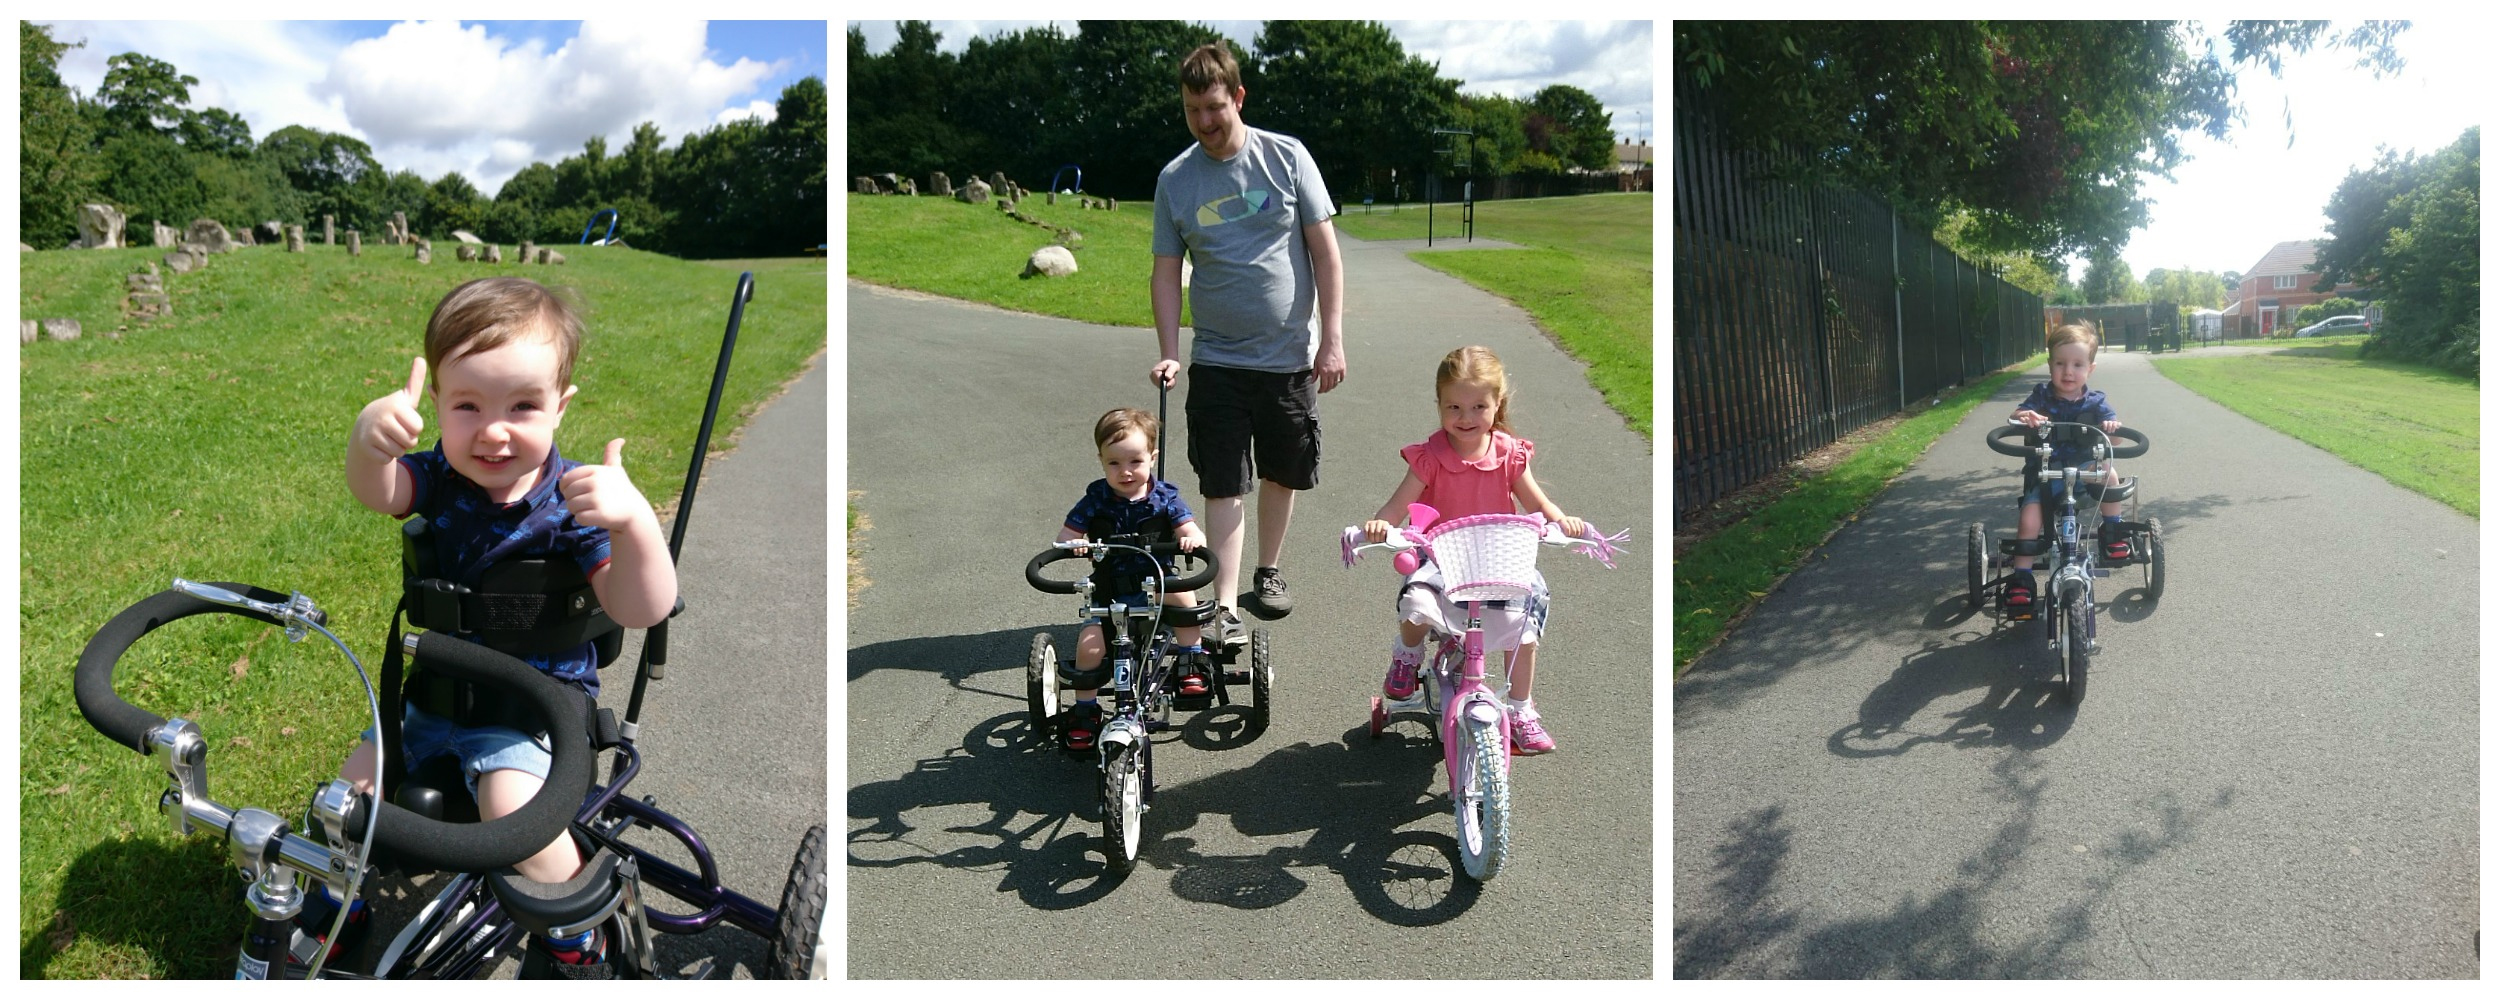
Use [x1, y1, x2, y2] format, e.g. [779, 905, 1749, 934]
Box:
[1452, 714, 1511, 881]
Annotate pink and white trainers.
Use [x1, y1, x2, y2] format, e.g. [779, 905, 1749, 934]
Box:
[1384, 645, 1422, 699]
[1509, 703, 1556, 755]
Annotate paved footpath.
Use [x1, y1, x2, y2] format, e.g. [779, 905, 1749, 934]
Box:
[1673, 348, 2478, 977]
[847, 232, 1654, 978]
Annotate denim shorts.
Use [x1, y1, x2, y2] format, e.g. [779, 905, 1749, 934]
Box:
[361, 703, 551, 796]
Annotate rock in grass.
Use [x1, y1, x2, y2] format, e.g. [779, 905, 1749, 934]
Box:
[1023, 245, 1078, 279]
[21, 320, 37, 344]
[78, 204, 126, 249]
[42, 318, 81, 342]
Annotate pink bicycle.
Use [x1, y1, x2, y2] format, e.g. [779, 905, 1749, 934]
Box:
[1342, 505, 1624, 880]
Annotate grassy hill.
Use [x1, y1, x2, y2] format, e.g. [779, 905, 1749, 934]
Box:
[847, 192, 1178, 328]
[17, 242, 825, 978]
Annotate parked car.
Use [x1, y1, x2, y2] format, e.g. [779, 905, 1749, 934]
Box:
[2297, 315, 2371, 337]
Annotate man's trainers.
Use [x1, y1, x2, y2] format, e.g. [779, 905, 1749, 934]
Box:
[1216, 606, 1249, 647]
[1059, 702, 1103, 753]
[1510, 709, 1557, 755]
[1383, 650, 1421, 700]
[1245, 567, 1293, 620]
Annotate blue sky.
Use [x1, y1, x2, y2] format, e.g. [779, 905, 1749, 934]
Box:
[38, 20, 827, 195]
[848, 20, 1656, 146]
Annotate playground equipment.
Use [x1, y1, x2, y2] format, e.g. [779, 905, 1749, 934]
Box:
[579, 209, 620, 245]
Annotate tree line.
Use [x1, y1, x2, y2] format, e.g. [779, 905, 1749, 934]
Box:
[19, 22, 827, 258]
[2313, 126, 2479, 375]
[847, 20, 1623, 204]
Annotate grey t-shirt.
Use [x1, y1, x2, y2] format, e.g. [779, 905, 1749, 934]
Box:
[1152, 126, 1336, 373]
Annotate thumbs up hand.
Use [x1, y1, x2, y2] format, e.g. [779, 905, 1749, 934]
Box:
[353, 357, 428, 464]
[559, 438, 655, 531]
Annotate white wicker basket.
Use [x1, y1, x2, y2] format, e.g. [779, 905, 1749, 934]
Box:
[1423, 513, 1546, 602]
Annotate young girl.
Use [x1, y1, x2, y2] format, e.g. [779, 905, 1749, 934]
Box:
[1360, 346, 1585, 754]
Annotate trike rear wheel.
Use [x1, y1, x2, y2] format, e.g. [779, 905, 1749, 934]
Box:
[1026, 632, 1060, 737]
[1247, 630, 1274, 726]
[767, 824, 829, 979]
[1967, 523, 1987, 607]
[2144, 518, 2165, 604]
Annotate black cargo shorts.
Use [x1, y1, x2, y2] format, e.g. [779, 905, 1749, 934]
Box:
[1184, 363, 1320, 498]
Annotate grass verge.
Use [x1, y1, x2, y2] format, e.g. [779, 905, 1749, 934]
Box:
[18, 243, 825, 978]
[1335, 194, 1651, 438]
[1674, 357, 2041, 674]
[846, 192, 1177, 328]
[2151, 343, 2477, 517]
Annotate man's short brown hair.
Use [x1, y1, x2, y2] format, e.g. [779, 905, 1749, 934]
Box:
[422, 277, 585, 390]
[1179, 42, 1242, 94]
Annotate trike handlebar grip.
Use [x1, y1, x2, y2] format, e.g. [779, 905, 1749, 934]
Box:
[366, 631, 592, 873]
[1025, 544, 1221, 595]
[1026, 548, 1085, 594]
[76, 582, 294, 754]
[2107, 426, 2150, 459]
[1985, 424, 2033, 457]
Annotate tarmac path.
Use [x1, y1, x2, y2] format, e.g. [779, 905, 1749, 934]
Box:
[1672, 347, 2478, 977]
[846, 232, 1655, 978]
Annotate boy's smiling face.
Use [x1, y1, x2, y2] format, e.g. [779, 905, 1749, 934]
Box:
[434, 331, 576, 504]
[1098, 429, 1156, 501]
[2048, 341, 2095, 398]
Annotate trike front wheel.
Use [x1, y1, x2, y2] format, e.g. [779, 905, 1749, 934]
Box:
[2062, 599, 2091, 705]
[1247, 630, 1274, 726]
[1967, 523, 1987, 607]
[1100, 742, 1144, 872]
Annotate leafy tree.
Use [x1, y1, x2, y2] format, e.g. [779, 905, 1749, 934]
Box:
[759, 75, 828, 252]
[953, 25, 1081, 190]
[847, 22, 978, 184]
[1457, 92, 1530, 181]
[96, 131, 208, 227]
[1066, 20, 1238, 199]
[98, 52, 197, 137]
[2141, 266, 2230, 310]
[1934, 209, 2060, 297]
[195, 152, 306, 227]
[1252, 20, 1457, 204]
[1529, 84, 1614, 171]
[419, 171, 487, 237]
[259, 125, 381, 225]
[21, 20, 99, 247]
[1676, 20, 2409, 259]
[2292, 296, 2366, 328]
[2314, 127, 2478, 373]
[178, 107, 253, 157]
[659, 117, 771, 257]
[2080, 246, 2141, 303]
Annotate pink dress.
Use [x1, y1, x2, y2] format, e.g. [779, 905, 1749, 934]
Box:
[1394, 430, 1547, 648]
[1401, 430, 1533, 519]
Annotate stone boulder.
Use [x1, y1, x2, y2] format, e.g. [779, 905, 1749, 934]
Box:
[77, 204, 127, 249]
[485, 244, 503, 263]
[43, 318, 82, 342]
[287, 225, 305, 252]
[323, 215, 335, 244]
[20, 320, 36, 345]
[855, 176, 879, 195]
[543, 249, 565, 265]
[957, 178, 993, 204]
[989, 172, 1010, 195]
[518, 241, 536, 265]
[235, 227, 255, 247]
[456, 245, 478, 262]
[262, 221, 285, 242]
[166, 250, 201, 274]
[414, 245, 431, 264]
[1023, 245, 1079, 279]
[928, 171, 953, 197]
[185, 218, 238, 253]
[392, 213, 408, 244]
[346, 231, 362, 256]
[452, 230, 483, 244]
[153, 221, 179, 248]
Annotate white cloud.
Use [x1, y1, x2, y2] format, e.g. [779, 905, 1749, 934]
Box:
[317, 19, 780, 192]
[716, 100, 779, 126]
[43, 20, 357, 137]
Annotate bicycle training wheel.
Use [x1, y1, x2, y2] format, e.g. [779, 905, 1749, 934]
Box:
[1100, 742, 1144, 872]
[1967, 523, 1987, 608]
[1452, 713, 1512, 881]
[767, 824, 829, 979]
[1026, 632, 1060, 736]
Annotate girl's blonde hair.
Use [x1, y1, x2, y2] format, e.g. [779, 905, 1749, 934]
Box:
[2047, 321, 2101, 361]
[1435, 345, 1514, 435]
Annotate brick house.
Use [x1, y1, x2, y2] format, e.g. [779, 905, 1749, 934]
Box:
[2221, 240, 2368, 338]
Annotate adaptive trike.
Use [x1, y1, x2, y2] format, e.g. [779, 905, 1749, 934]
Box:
[1344, 505, 1625, 880]
[70, 273, 827, 979]
[1024, 532, 1263, 872]
[1969, 418, 2162, 704]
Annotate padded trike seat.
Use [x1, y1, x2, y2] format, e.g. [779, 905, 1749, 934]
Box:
[488, 846, 625, 937]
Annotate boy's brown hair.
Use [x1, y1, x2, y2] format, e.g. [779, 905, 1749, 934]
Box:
[1179, 42, 1243, 94]
[2047, 321, 2101, 361]
[422, 277, 585, 389]
[1094, 407, 1160, 455]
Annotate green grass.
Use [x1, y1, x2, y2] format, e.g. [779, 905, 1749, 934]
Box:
[1335, 194, 1652, 438]
[1674, 356, 2044, 674]
[2152, 343, 2477, 516]
[846, 193, 1178, 328]
[18, 243, 825, 978]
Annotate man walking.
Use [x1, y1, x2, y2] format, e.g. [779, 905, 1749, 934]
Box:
[1149, 41, 1346, 643]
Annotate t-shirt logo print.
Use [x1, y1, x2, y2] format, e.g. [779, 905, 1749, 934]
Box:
[1195, 190, 1271, 228]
